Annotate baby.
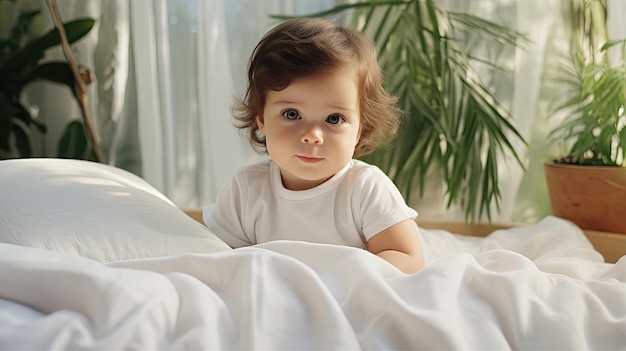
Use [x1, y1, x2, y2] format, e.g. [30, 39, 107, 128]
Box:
[204, 17, 424, 273]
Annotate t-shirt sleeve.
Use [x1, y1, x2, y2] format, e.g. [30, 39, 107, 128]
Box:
[203, 173, 254, 248]
[356, 166, 418, 240]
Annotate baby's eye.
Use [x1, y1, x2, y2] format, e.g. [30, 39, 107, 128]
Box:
[282, 109, 301, 120]
[326, 114, 344, 125]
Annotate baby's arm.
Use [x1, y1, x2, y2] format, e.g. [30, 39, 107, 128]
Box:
[368, 219, 425, 274]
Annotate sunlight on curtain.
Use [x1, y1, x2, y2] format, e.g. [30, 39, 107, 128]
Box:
[509, 0, 573, 223]
[129, 0, 244, 207]
[608, 0, 626, 61]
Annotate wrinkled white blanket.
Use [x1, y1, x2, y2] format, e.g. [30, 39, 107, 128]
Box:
[1, 216, 625, 350]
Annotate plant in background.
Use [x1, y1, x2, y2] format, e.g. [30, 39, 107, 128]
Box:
[0, 0, 99, 161]
[549, 0, 625, 168]
[276, 0, 527, 222]
[542, 0, 626, 235]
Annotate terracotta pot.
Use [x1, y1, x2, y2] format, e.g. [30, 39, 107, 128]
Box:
[544, 162, 626, 234]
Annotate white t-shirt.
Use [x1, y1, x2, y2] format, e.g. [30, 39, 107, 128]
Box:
[203, 159, 418, 249]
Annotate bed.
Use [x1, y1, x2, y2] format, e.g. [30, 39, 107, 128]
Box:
[1, 158, 625, 350]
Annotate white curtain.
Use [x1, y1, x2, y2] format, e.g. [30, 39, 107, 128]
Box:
[129, 0, 247, 207]
[11, 0, 624, 220]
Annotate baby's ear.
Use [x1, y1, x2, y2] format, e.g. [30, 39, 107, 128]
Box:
[256, 114, 265, 132]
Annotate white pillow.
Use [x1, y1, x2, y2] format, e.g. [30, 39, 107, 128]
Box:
[0, 158, 231, 262]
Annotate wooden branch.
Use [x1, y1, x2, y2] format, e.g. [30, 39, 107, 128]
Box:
[45, 0, 105, 163]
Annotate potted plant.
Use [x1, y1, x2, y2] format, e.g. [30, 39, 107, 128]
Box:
[0, 0, 100, 161]
[276, 0, 527, 223]
[544, 0, 626, 233]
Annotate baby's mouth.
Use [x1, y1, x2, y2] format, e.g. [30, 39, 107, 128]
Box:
[297, 155, 323, 163]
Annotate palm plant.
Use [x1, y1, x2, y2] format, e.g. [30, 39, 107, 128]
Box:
[549, 0, 625, 167]
[277, 0, 527, 222]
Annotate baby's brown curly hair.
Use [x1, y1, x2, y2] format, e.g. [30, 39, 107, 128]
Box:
[233, 17, 400, 157]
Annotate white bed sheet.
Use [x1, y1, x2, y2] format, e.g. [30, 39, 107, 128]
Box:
[1, 216, 625, 350]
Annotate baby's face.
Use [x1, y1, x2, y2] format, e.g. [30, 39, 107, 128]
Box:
[257, 68, 361, 190]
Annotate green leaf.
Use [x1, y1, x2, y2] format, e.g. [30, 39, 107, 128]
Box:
[599, 38, 626, 52]
[20, 61, 78, 96]
[0, 18, 96, 79]
[58, 120, 88, 159]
